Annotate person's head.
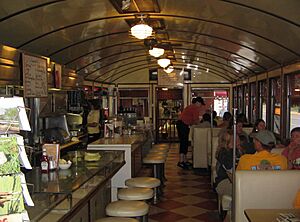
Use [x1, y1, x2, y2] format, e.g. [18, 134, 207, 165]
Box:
[236, 120, 244, 135]
[237, 113, 248, 124]
[202, 113, 211, 122]
[219, 130, 240, 150]
[223, 112, 232, 121]
[213, 110, 217, 119]
[253, 119, 266, 132]
[290, 127, 300, 146]
[192, 96, 205, 106]
[219, 130, 233, 150]
[252, 130, 276, 151]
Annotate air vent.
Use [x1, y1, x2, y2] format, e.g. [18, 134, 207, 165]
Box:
[109, 0, 160, 14]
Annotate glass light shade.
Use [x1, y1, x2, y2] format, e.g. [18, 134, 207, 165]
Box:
[157, 58, 171, 68]
[164, 66, 174, 74]
[131, 23, 153, 39]
[149, 47, 164, 57]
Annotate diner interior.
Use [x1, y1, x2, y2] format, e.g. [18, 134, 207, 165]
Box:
[0, 1, 299, 222]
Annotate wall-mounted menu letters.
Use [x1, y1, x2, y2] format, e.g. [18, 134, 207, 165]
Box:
[22, 53, 48, 97]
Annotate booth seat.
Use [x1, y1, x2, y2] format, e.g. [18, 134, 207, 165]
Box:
[211, 136, 219, 186]
[271, 147, 285, 155]
[192, 127, 211, 168]
[234, 170, 300, 222]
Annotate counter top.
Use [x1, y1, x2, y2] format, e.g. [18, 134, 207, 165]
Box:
[26, 150, 125, 221]
[90, 134, 145, 147]
[26, 150, 124, 194]
[60, 140, 81, 150]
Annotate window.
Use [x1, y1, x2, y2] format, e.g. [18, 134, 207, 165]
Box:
[258, 80, 267, 122]
[238, 85, 244, 113]
[250, 82, 256, 123]
[233, 87, 238, 109]
[244, 85, 249, 120]
[271, 77, 281, 135]
[288, 72, 300, 135]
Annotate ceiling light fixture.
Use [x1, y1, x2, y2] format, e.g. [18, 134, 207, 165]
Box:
[131, 16, 153, 40]
[122, 0, 131, 10]
[149, 47, 164, 57]
[164, 65, 174, 74]
[157, 58, 171, 68]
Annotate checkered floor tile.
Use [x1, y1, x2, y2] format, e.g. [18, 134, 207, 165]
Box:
[138, 143, 222, 222]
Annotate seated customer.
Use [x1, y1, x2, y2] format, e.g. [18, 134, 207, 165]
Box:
[282, 127, 300, 169]
[237, 130, 288, 170]
[215, 130, 242, 197]
[198, 113, 212, 128]
[217, 111, 232, 128]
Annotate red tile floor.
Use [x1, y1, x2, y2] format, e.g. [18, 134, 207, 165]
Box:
[138, 143, 222, 222]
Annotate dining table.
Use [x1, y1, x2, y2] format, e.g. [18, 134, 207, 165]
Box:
[244, 209, 300, 222]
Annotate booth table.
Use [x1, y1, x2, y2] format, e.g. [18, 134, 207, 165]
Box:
[244, 209, 300, 222]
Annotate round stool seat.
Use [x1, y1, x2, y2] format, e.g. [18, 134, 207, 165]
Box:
[96, 217, 139, 222]
[143, 156, 165, 164]
[149, 148, 168, 153]
[118, 187, 154, 200]
[125, 177, 161, 188]
[150, 147, 169, 152]
[152, 144, 169, 148]
[146, 152, 168, 158]
[106, 200, 149, 217]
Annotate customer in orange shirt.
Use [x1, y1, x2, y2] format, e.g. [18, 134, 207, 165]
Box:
[176, 97, 206, 169]
[237, 130, 288, 170]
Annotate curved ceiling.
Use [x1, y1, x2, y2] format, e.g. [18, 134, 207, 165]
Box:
[0, 0, 299, 84]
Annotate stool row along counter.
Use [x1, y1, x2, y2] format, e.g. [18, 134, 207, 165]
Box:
[88, 136, 170, 222]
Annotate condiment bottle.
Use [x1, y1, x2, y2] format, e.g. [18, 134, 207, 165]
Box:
[40, 148, 49, 173]
[48, 155, 56, 171]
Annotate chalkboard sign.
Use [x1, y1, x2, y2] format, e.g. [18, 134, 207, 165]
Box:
[22, 53, 48, 97]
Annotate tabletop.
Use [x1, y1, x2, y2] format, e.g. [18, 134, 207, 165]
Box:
[244, 209, 300, 222]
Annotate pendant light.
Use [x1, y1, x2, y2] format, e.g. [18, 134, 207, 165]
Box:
[149, 47, 164, 57]
[157, 58, 171, 68]
[164, 65, 174, 73]
[131, 17, 153, 40]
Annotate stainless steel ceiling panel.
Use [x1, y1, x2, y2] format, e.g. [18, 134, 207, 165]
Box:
[0, 0, 119, 46]
[224, 0, 300, 22]
[21, 18, 130, 59]
[0, 0, 298, 83]
[86, 53, 152, 77]
[73, 43, 145, 73]
[78, 51, 148, 77]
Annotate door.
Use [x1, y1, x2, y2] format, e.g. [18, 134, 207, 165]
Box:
[156, 88, 183, 142]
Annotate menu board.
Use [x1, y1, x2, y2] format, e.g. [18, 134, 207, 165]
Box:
[22, 53, 48, 97]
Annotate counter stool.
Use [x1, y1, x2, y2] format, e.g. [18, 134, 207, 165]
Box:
[146, 151, 168, 158]
[152, 144, 169, 149]
[221, 194, 232, 211]
[118, 187, 154, 201]
[125, 177, 161, 204]
[105, 200, 149, 222]
[96, 217, 139, 222]
[143, 156, 166, 186]
[149, 147, 169, 153]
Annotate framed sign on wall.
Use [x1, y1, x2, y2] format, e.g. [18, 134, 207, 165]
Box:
[183, 68, 192, 81]
[22, 53, 48, 97]
[149, 69, 158, 81]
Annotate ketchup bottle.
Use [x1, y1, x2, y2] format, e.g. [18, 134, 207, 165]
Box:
[40, 148, 49, 173]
